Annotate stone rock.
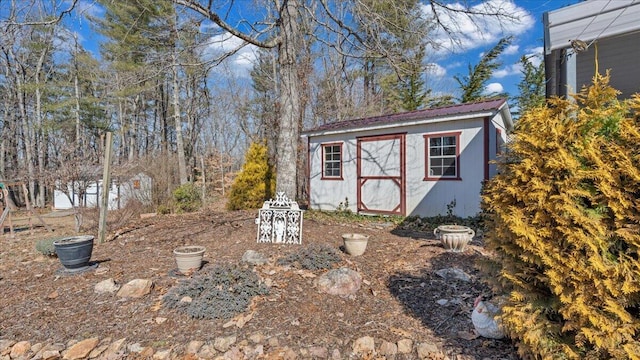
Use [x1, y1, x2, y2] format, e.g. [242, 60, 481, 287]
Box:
[10, 341, 31, 358]
[152, 349, 171, 360]
[456, 355, 476, 360]
[31, 342, 44, 355]
[267, 337, 279, 348]
[248, 332, 265, 344]
[63, 338, 99, 360]
[94, 278, 120, 294]
[41, 350, 61, 360]
[116, 279, 153, 298]
[316, 267, 362, 296]
[241, 250, 268, 265]
[416, 342, 441, 360]
[46, 344, 66, 352]
[180, 296, 192, 303]
[155, 317, 167, 324]
[186, 341, 204, 354]
[222, 347, 244, 360]
[197, 344, 217, 359]
[264, 347, 295, 360]
[98, 338, 127, 360]
[213, 335, 237, 353]
[435, 268, 471, 282]
[308, 346, 328, 358]
[88, 343, 110, 358]
[127, 343, 144, 353]
[0, 340, 16, 355]
[397, 339, 413, 354]
[138, 347, 154, 358]
[352, 336, 375, 356]
[330, 349, 341, 360]
[243, 344, 263, 359]
[378, 341, 397, 356]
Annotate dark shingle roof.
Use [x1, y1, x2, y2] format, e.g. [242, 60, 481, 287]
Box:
[303, 98, 508, 135]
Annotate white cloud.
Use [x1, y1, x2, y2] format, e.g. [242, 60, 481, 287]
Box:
[421, 0, 535, 56]
[426, 63, 447, 78]
[524, 46, 544, 66]
[75, 0, 103, 19]
[484, 82, 504, 94]
[494, 63, 523, 78]
[504, 44, 519, 55]
[201, 33, 258, 77]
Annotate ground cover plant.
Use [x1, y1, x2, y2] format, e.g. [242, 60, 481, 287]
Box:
[163, 263, 269, 320]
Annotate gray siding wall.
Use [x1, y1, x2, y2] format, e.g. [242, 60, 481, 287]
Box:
[576, 32, 640, 98]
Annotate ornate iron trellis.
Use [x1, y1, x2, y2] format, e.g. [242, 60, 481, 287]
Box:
[256, 192, 303, 244]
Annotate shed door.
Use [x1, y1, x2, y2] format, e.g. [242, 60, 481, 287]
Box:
[357, 134, 406, 216]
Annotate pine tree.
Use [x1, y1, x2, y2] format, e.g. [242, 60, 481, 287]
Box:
[455, 36, 512, 103]
[482, 72, 640, 359]
[513, 54, 545, 116]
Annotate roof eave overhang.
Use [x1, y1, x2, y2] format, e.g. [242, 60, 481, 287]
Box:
[301, 110, 499, 138]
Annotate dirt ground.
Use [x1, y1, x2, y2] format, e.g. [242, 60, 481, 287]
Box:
[0, 206, 519, 359]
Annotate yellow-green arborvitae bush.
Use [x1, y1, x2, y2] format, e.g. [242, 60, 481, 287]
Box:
[482, 72, 640, 359]
[227, 142, 275, 210]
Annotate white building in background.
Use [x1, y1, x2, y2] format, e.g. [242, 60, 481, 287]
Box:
[53, 172, 152, 210]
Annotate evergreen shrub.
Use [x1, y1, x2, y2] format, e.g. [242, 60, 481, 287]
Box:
[173, 183, 201, 213]
[227, 142, 275, 210]
[482, 72, 640, 359]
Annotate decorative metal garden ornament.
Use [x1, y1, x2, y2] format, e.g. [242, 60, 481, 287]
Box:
[256, 192, 303, 244]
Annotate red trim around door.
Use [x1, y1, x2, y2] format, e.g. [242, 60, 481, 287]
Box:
[356, 133, 406, 216]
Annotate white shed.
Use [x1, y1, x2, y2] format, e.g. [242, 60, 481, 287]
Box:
[53, 172, 153, 210]
[302, 99, 513, 218]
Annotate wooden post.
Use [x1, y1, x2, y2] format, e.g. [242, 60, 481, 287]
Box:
[98, 132, 113, 244]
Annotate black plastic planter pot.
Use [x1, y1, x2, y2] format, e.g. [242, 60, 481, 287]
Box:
[53, 235, 95, 270]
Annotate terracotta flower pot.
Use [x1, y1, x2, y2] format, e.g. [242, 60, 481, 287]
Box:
[342, 233, 369, 256]
[173, 245, 205, 274]
[434, 225, 475, 252]
[53, 235, 94, 270]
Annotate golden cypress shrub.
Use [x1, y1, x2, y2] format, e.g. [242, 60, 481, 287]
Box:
[227, 142, 275, 210]
[482, 72, 640, 359]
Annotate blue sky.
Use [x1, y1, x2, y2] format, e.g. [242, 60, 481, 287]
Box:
[68, 0, 583, 100]
[420, 0, 583, 98]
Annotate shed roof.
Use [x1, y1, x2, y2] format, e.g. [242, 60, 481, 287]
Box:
[302, 98, 511, 137]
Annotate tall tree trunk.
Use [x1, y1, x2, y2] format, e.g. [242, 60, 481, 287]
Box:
[172, 55, 188, 185]
[34, 47, 49, 208]
[275, 0, 301, 200]
[73, 36, 82, 148]
[13, 59, 36, 206]
[129, 95, 139, 162]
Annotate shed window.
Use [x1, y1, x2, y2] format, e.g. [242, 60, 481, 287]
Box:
[322, 143, 342, 179]
[424, 133, 461, 180]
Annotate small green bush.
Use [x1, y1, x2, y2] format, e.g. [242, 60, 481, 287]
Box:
[35, 238, 58, 257]
[163, 263, 269, 320]
[173, 183, 201, 213]
[156, 204, 171, 215]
